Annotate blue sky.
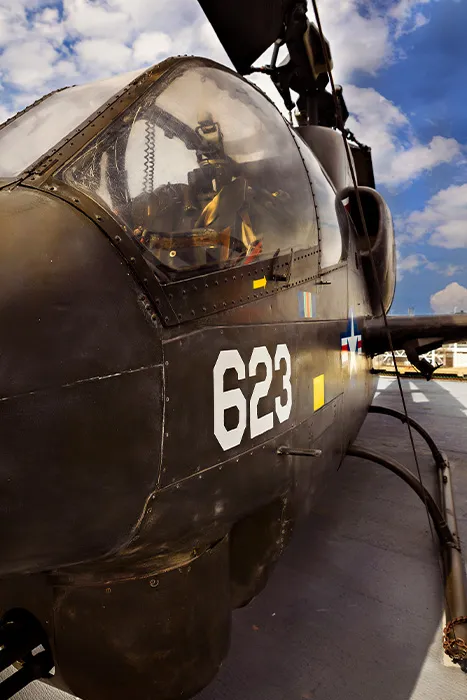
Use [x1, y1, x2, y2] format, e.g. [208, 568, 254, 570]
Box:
[346, 0, 467, 314]
[0, 0, 465, 315]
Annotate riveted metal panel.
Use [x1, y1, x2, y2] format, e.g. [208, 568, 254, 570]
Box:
[0, 365, 163, 576]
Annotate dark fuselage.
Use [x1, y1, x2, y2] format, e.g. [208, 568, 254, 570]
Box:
[0, 182, 376, 700]
[0, 56, 388, 700]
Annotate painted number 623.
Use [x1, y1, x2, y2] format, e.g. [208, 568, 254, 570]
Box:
[213, 344, 292, 452]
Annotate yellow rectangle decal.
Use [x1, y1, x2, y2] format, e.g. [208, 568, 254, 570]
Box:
[313, 374, 325, 411]
[253, 277, 267, 289]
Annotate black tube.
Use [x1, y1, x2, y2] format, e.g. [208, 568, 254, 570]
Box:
[346, 445, 454, 547]
[368, 405, 445, 467]
[348, 428, 467, 669]
[368, 403, 467, 663]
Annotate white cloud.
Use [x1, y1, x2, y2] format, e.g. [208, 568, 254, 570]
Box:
[403, 184, 467, 248]
[399, 253, 428, 272]
[310, 0, 392, 83]
[132, 31, 172, 66]
[0, 0, 437, 101]
[0, 39, 61, 88]
[0, 0, 455, 203]
[34, 7, 66, 45]
[65, 0, 130, 41]
[74, 38, 133, 75]
[388, 136, 460, 184]
[397, 252, 462, 278]
[0, 103, 11, 122]
[345, 86, 461, 187]
[431, 283, 467, 314]
[390, 0, 431, 37]
[390, 0, 429, 21]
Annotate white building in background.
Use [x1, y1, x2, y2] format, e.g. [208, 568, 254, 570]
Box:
[373, 342, 467, 376]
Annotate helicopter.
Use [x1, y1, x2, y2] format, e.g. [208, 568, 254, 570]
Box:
[1, 0, 467, 698]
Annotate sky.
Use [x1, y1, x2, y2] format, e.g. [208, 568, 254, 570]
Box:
[0, 0, 466, 315]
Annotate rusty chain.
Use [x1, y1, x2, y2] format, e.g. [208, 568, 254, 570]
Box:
[443, 616, 467, 662]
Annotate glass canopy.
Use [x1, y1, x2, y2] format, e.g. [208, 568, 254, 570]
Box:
[61, 61, 318, 276]
[0, 68, 146, 177]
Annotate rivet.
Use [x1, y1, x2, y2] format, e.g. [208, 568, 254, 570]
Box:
[130, 257, 136, 263]
[165, 361, 169, 366]
[166, 396, 170, 402]
[149, 579, 159, 588]
[115, 235, 121, 242]
[95, 214, 102, 221]
[105, 588, 111, 594]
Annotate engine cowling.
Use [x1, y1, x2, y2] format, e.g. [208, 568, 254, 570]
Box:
[343, 185, 396, 316]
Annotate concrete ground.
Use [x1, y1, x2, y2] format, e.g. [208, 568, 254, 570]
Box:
[5, 378, 467, 700]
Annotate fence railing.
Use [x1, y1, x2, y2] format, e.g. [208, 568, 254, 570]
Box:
[372, 343, 467, 376]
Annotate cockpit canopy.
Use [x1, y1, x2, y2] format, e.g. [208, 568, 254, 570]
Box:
[0, 69, 145, 178]
[0, 58, 321, 277]
[61, 61, 318, 276]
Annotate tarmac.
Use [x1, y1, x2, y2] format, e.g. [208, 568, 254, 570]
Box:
[5, 377, 467, 700]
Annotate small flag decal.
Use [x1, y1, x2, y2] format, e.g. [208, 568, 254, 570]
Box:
[298, 291, 314, 318]
[340, 310, 362, 374]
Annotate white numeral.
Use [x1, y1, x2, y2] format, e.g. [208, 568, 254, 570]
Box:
[274, 344, 292, 423]
[213, 349, 247, 451]
[213, 344, 292, 450]
[249, 346, 274, 438]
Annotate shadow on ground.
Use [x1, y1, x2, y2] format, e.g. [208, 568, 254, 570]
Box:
[6, 379, 467, 700]
[196, 378, 467, 700]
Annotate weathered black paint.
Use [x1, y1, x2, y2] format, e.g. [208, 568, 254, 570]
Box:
[0, 51, 462, 700]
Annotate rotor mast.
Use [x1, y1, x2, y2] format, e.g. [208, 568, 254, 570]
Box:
[244, 0, 348, 129]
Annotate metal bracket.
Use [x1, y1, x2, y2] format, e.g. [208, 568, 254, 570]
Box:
[277, 446, 322, 457]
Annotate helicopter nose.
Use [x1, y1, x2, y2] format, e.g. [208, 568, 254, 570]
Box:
[0, 186, 163, 576]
